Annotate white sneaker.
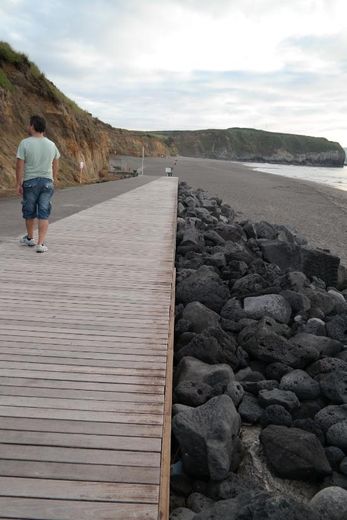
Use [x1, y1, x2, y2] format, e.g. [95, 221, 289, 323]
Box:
[20, 235, 35, 247]
[36, 244, 48, 253]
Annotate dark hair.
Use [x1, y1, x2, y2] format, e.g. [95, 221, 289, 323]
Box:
[30, 115, 46, 133]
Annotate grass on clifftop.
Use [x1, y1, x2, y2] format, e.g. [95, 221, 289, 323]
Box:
[0, 41, 29, 66]
[0, 41, 86, 116]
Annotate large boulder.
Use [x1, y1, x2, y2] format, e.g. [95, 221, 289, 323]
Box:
[238, 393, 263, 424]
[231, 273, 268, 297]
[258, 388, 300, 411]
[260, 240, 302, 271]
[326, 313, 347, 343]
[319, 369, 347, 404]
[172, 395, 241, 480]
[310, 487, 347, 520]
[174, 381, 215, 407]
[315, 405, 347, 432]
[175, 327, 248, 370]
[181, 302, 220, 333]
[304, 288, 338, 316]
[176, 266, 230, 312]
[220, 298, 247, 321]
[193, 491, 323, 520]
[307, 357, 347, 378]
[326, 420, 347, 451]
[170, 508, 195, 520]
[206, 472, 257, 500]
[215, 223, 245, 242]
[290, 333, 343, 357]
[280, 370, 321, 400]
[260, 404, 293, 427]
[240, 328, 319, 368]
[244, 294, 292, 324]
[180, 217, 204, 252]
[175, 357, 234, 393]
[260, 425, 332, 480]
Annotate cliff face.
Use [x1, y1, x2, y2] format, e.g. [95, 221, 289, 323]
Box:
[153, 128, 346, 167]
[0, 43, 172, 192]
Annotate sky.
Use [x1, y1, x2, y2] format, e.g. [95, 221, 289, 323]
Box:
[1, 0, 347, 146]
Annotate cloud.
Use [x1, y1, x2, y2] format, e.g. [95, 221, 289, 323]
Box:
[0, 0, 347, 144]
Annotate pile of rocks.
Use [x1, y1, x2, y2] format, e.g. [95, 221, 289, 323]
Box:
[170, 182, 347, 520]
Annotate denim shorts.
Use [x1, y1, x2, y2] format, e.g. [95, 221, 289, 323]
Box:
[22, 177, 54, 220]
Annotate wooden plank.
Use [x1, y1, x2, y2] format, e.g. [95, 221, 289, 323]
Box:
[0, 357, 166, 373]
[0, 406, 163, 425]
[0, 460, 160, 484]
[0, 338, 168, 353]
[0, 353, 166, 369]
[0, 396, 163, 414]
[0, 476, 159, 503]
[0, 444, 161, 467]
[0, 368, 165, 386]
[0, 328, 169, 345]
[0, 346, 167, 363]
[0, 385, 164, 403]
[0, 417, 162, 438]
[0, 323, 170, 339]
[0, 312, 170, 330]
[0, 377, 164, 395]
[0, 430, 161, 452]
[0, 498, 158, 520]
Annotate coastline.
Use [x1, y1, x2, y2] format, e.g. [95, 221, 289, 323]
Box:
[168, 156, 347, 266]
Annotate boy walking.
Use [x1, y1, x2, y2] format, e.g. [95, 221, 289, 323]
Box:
[16, 115, 60, 253]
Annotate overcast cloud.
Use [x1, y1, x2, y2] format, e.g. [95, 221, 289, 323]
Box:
[1, 0, 347, 145]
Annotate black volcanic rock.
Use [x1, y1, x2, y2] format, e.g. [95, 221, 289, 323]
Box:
[260, 425, 332, 480]
[172, 395, 241, 480]
[176, 265, 230, 312]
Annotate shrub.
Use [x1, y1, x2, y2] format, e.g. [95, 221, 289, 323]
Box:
[0, 69, 13, 91]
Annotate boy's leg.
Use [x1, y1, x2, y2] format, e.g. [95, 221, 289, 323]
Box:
[37, 179, 54, 245]
[38, 219, 49, 245]
[22, 180, 38, 242]
[25, 219, 35, 239]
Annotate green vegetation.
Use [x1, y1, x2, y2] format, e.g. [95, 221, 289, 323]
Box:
[44, 78, 85, 114]
[0, 41, 85, 115]
[151, 127, 345, 165]
[29, 62, 43, 79]
[0, 69, 13, 91]
[0, 41, 28, 65]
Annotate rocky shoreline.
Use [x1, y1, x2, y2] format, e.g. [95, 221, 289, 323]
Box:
[170, 182, 347, 520]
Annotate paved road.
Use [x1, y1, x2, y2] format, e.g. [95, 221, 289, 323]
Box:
[2, 156, 347, 265]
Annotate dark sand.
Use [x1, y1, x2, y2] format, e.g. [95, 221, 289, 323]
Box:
[2, 155, 346, 266]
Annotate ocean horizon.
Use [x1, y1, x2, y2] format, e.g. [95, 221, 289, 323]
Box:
[243, 162, 347, 192]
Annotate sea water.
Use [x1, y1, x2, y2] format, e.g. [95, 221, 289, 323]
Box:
[242, 162, 347, 192]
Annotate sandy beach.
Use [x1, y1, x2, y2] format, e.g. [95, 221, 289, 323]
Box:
[140, 156, 347, 266]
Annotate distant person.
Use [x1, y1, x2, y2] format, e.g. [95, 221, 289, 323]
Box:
[16, 115, 60, 253]
[79, 160, 85, 183]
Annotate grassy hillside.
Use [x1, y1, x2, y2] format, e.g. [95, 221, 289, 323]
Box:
[151, 128, 345, 166]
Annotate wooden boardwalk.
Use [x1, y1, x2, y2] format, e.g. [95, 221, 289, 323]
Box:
[0, 177, 178, 520]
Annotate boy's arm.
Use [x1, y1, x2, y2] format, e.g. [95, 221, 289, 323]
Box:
[52, 158, 59, 182]
[15, 158, 24, 196]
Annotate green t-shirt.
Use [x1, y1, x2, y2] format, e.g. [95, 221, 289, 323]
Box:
[16, 136, 60, 181]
